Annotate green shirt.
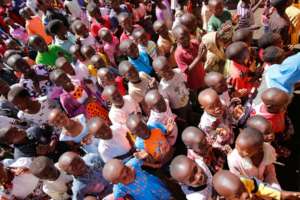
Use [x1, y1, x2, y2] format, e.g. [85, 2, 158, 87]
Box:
[35, 44, 72, 69]
[207, 10, 232, 32]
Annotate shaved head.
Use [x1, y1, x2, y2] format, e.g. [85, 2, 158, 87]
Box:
[204, 72, 224, 87]
[198, 88, 219, 107]
[153, 56, 168, 71]
[182, 126, 206, 145]
[170, 155, 194, 181]
[144, 89, 162, 108]
[246, 115, 272, 135]
[118, 60, 134, 75]
[261, 88, 290, 106]
[103, 159, 125, 183]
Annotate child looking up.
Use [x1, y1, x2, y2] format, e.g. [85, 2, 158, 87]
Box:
[103, 158, 172, 199]
[246, 115, 275, 143]
[207, 0, 232, 32]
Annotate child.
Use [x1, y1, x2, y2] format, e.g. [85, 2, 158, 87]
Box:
[103, 158, 172, 199]
[232, 28, 253, 46]
[4, 17, 28, 45]
[69, 44, 90, 80]
[7, 84, 56, 125]
[58, 151, 112, 199]
[246, 115, 275, 143]
[179, 13, 203, 41]
[55, 56, 83, 82]
[73, 21, 100, 50]
[102, 85, 141, 126]
[169, 155, 212, 200]
[28, 35, 72, 69]
[29, 156, 73, 200]
[81, 45, 109, 72]
[118, 12, 141, 42]
[204, 72, 230, 106]
[213, 170, 300, 200]
[48, 108, 99, 154]
[236, 0, 263, 29]
[119, 39, 154, 76]
[226, 41, 258, 98]
[89, 117, 133, 163]
[126, 113, 173, 168]
[182, 126, 227, 172]
[207, 0, 232, 32]
[198, 88, 234, 152]
[227, 127, 279, 188]
[173, 25, 206, 91]
[144, 89, 178, 146]
[132, 27, 158, 59]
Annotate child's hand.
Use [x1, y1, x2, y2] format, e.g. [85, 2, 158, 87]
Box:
[166, 118, 175, 133]
[134, 151, 149, 160]
[148, 78, 157, 89]
[232, 104, 245, 120]
[216, 128, 228, 137]
[198, 43, 207, 61]
[223, 145, 232, 154]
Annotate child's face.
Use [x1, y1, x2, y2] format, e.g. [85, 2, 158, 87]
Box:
[55, 74, 75, 92]
[136, 32, 148, 47]
[210, 1, 224, 17]
[127, 43, 139, 58]
[49, 111, 69, 128]
[154, 23, 168, 37]
[100, 72, 115, 87]
[30, 37, 48, 52]
[38, 164, 60, 181]
[130, 121, 150, 139]
[110, 90, 124, 107]
[236, 141, 263, 158]
[12, 96, 33, 112]
[76, 24, 89, 38]
[263, 131, 275, 143]
[115, 165, 135, 185]
[155, 65, 173, 80]
[180, 161, 208, 187]
[0, 80, 10, 96]
[175, 29, 190, 48]
[202, 96, 224, 118]
[211, 78, 228, 94]
[14, 58, 33, 75]
[61, 62, 75, 76]
[119, 16, 133, 31]
[83, 48, 96, 60]
[239, 48, 250, 66]
[184, 133, 209, 157]
[66, 157, 88, 176]
[124, 66, 140, 83]
[0, 164, 9, 183]
[100, 31, 112, 43]
[94, 124, 112, 140]
[152, 95, 167, 113]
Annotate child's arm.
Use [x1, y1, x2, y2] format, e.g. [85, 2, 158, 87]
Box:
[252, 0, 264, 12]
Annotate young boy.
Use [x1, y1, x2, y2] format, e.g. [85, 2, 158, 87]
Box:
[55, 56, 83, 82]
[89, 117, 133, 163]
[29, 156, 73, 200]
[73, 21, 100, 49]
[58, 151, 112, 200]
[207, 0, 232, 32]
[102, 85, 141, 126]
[246, 115, 275, 143]
[103, 158, 172, 199]
[213, 170, 300, 200]
[181, 126, 226, 172]
[28, 35, 72, 69]
[198, 88, 234, 152]
[119, 39, 154, 76]
[236, 0, 263, 29]
[179, 13, 203, 41]
[170, 155, 212, 200]
[118, 12, 143, 42]
[126, 113, 172, 168]
[227, 127, 279, 188]
[173, 25, 206, 91]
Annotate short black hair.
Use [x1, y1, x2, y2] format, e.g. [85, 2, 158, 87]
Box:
[225, 42, 248, 61]
[262, 46, 284, 64]
[30, 156, 54, 178]
[46, 19, 64, 36]
[49, 69, 65, 82]
[7, 84, 30, 102]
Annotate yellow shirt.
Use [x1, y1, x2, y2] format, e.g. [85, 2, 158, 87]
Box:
[286, 5, 300, 45]
[87, 52, 109, 77]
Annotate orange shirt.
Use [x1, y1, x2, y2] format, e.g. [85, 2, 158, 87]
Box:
[26, 16, 52, 44]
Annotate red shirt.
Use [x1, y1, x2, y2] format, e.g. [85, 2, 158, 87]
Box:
[174, 40, 205, 90]
[90, 16, 111, 37]
[120, 24, 150, 42]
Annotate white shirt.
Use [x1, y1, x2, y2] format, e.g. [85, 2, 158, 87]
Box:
[128, 72, 152, 103]
[159, 69, 189, 109]
[98, 124, 132, 163]
[109, 95, 141, 125]
[10, 173, 39, 199]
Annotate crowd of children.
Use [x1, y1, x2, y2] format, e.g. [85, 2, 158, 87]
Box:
[1, 0, 300, 199]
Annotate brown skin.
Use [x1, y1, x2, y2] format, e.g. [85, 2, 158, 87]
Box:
[119, 40, 139, 58]
[28, 35, 48, 52]
[103, 159, 136, 185]
[132, 28, 148, 47]
[0, 163, 10, 184]
[74, 22, 89, 38]
[99, 28, 113, 43]
[91, 54, 106, 69]
[152, 56, 174, 80]
[126, 114, 150, 139]
[153, 20, 169, 39]
[204, 72, 228, 95]
[70, 45, 86, 62]
[118, 61, 140, 83]
[118, 13, 134, 34]
[179, 13, 197, 35]
[10, 93, 41, 114]
[170, 155, 207, 187]
[58, 152, 88, 177]
[144, 89, 167, 113]
[1, 126, 27, 145]
[246, 115, 274, 143]
[52, 72, 75, 92]
[55, 57, 76, 76]
[181, 126, 209, 157]
[0, 79, 10, 97]
[29, 157, 60, 181]
[198, 88, 225, 118]
[89, 117, 112, 140]
[209, 0, 225, 17]
[97, 68, 116, 87]
[20, 7, 34, 20]
[102, 85, 124, 108]
[261, 88, 290, 114]
[81, 45, 96, 61]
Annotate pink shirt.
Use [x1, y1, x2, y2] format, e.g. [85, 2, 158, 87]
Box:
[103, 35, 119, 66]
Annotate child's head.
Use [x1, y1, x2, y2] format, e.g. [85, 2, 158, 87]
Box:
[29, 156, 60, 181]
[46, 19, 67, 38]
[261, 87, 290, 114]
[179, 13, 197, 34]
[236, 127, 264, 158]
[102, 85, 124, 107]
[181, 126, 209, 157]
[144, 89, 167, 113]
[132, 28, 148, 47]
[87, 3, 102, 20]
[74, 22, 89, 38]
[103, 159, 136, 184]
[4, 39, 20, 50]
[225, 42, 250, 65]
[213, 170, 250, 200]
[48, 108, 69, 128]
[209, 0, 224, 17]
[91, 54, 106, 69]
[153, 56, 174, 80]
[97, 68, 116, 87]
[153, 20, 168, 38]
[7, 85, 33, 111]
[118, 12, 133, 32]
[173, 25, 190, 48]
[126, 113, 150, 139]
[55, 57, 76, 76]
[6, 54, 33, 75]
[58, 151, 88, 176]
[204, 72, 227, 95]
[118, 60, 140, 83]
[99, 28, 113, 43]
[81, 45, 96, 61]
[89, 117, 112, 139]
[119, 39, 139, 58]
[246, 115, 274, 143]
[262, 46, 285, 65]
[70, 44, 85, 62]
[170, 155, 207, 187]
[19, 7, 34, 20]
[232, 29, 253, 46]
[50, 69, 75, 92]
[198, 88, 224, 117]
[28, 35, 48, 52]
[258, 32, 283, 49]
[0, 126, 27, 145]
[270, 0, 293, 12]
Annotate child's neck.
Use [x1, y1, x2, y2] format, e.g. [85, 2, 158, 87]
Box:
[64, 119, 83, 136]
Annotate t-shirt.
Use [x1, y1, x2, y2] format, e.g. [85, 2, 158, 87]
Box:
[128, 50, 153, 75]
[128, 72, 152, 103]
[138, 41, 158, 60]
[207, 10, 232, 32]
[53, 32, 76, 53]
[98, 124, 132, 162]
[90, 16, 111, 37]
[26, 15, 52, 44]
[35, 45, 72, 68]
[103, 35, 120, 67]
[159, 69, 189, 109]
[113, 158, 171, 200]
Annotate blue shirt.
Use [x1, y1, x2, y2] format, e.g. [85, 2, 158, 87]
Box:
[113, 158, 171, 200]
[128, 50, 153, 75]
[266, 53, 300, 94]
